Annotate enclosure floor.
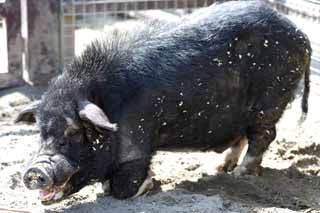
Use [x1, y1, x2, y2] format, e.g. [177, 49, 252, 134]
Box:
[0, 14, 320, 213]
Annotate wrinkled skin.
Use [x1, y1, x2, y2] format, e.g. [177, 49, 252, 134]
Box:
[16, 0, 311, 204]
[18, 98, 116, 204]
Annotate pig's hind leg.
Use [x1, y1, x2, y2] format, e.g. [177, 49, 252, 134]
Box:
[233, 71, 296, 176]
[233, 95, 283, 176]
[233, 124, 276, 176]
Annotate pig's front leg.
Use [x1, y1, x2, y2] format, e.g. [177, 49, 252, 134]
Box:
[110, 158, 154, 199]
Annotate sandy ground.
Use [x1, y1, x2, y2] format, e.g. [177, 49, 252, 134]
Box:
[1, 13, 320, 213]
[2, 80, 320, 213]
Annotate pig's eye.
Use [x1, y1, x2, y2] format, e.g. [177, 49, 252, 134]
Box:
[59, 141, 67, 147]
[64, 127, 79, 137]
[65, 131, 83, 144]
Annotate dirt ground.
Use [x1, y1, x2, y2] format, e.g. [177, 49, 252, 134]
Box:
[1, 15, 320, 213]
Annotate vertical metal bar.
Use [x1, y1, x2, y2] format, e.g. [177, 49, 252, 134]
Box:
[93, 0, 96, 27]
[59, 0, 64, 72]
[71, 0, 75, 59]
[155, 0, 158, 11]
[134, 0, 137, 13]
[124, 2, 128, 20]
[83, 0, 86, 28]
[20, 0, 29, 82]
[63, 1, 66, 65]
[103, 1, 106, 25]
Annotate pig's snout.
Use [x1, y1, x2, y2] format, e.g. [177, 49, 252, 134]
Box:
[23, 166, 53, 190]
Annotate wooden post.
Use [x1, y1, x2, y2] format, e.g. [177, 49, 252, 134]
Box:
[26, 0, 61, 85]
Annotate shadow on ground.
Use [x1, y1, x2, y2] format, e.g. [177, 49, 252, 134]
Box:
[43, 166, 320, 213]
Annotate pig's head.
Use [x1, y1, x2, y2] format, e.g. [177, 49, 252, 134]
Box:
[15, 97, 118, 204]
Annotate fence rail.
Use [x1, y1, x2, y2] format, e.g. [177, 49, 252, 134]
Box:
[266, 0, 320, 23]
[61, 0, 216, 15]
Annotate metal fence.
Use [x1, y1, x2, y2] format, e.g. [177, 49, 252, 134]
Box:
[266, 0, 320, 22]
[60, 0, 217, 65]
[1, 0, 319, 87]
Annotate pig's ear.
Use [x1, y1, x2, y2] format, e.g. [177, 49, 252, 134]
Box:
[78, 100, 118, 132]
[14, 100, 41, 123]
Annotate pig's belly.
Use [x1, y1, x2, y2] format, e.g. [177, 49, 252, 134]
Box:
[155, 104, 247, 152]
[135, 72, 248, 152]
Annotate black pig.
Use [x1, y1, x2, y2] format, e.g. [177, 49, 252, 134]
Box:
[16, 0, 311, 204]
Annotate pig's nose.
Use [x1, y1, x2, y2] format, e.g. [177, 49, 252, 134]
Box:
[23, 167, 53, 190]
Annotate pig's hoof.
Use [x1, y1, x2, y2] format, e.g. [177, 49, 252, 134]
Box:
[232, 165, 246, 176]
[131, 170, 155, 199]
[96, 180, 111, 197]
[102, 180, 111, 194]
[232, 165, 262, 176]
[217, 160, 238, 173]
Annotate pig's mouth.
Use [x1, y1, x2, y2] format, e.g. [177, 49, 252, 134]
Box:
[39, 186, 64, 203]
[39, 181, 71, 204]
[38, 167, 84, 204]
